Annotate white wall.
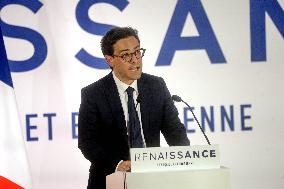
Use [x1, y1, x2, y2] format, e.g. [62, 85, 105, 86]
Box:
[1, 0, 284, 188]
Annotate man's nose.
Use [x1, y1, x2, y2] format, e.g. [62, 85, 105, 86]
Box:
[129, 54, 139, 64]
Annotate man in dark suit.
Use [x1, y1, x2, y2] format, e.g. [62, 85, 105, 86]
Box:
[78, 26, 190, 189]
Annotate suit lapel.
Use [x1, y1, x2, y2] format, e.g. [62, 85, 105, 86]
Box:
[103, 72, 127, 135]
[103, 72, 151, 145]
[137, 74, 151, 144]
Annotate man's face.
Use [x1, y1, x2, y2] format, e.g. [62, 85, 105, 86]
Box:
[106, 36, 143, 85]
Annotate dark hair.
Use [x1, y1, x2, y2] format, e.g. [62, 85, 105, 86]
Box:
[100, 26, 140, 56]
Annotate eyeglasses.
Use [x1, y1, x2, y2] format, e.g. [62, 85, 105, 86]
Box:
[113, 48, 146, 63]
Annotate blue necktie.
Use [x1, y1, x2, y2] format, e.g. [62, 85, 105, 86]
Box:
[126, 87, 144, 148]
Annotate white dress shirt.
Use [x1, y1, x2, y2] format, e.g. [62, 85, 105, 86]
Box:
[112, 72, 146, 171]
[112, 72, 146, 147]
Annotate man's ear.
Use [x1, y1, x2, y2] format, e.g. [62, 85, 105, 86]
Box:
[105, 55, 115, 68]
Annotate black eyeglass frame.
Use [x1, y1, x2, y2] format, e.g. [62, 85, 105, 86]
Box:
[112, 48, 146, 63]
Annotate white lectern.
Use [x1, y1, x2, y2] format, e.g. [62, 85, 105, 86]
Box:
[127, 167, 230, 189]
[106, 145, 230, 189]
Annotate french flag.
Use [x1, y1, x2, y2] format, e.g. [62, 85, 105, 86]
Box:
[0, 26, 32, 188]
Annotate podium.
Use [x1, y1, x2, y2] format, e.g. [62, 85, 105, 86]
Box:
[127, 167, 230, 189]
[106, 145, 230, 189]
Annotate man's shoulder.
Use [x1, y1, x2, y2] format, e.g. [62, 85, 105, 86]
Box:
[140, 73, 166, 90]
[141, 73, 164, 83]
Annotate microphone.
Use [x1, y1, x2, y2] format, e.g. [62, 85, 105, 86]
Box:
[172, 95, 211, 145]
[135, 94, 141, 109]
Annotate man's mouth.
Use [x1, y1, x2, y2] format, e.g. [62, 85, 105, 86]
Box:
[129, 66, 140, 71]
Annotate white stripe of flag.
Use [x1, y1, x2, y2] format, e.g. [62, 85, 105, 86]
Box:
[0, 26, 32, 189]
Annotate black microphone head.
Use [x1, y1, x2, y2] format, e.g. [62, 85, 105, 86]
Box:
[172, 95, 182, 102]
[136, 94, 141, 103]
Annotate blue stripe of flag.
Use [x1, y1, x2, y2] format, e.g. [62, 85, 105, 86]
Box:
[0, 26, 13, 88]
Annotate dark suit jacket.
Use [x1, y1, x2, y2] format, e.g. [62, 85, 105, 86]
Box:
[78, 72, 190, 188]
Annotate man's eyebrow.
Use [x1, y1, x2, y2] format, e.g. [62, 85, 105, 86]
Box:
[118, 45, 140, 54]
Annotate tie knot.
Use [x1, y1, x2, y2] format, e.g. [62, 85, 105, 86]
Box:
[126, 87, 135, 97]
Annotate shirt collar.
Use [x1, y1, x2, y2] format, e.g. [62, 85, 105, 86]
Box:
[112, 72, 138, 94]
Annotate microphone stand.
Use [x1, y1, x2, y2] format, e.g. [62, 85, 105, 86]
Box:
[172, 95, 211, 145]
